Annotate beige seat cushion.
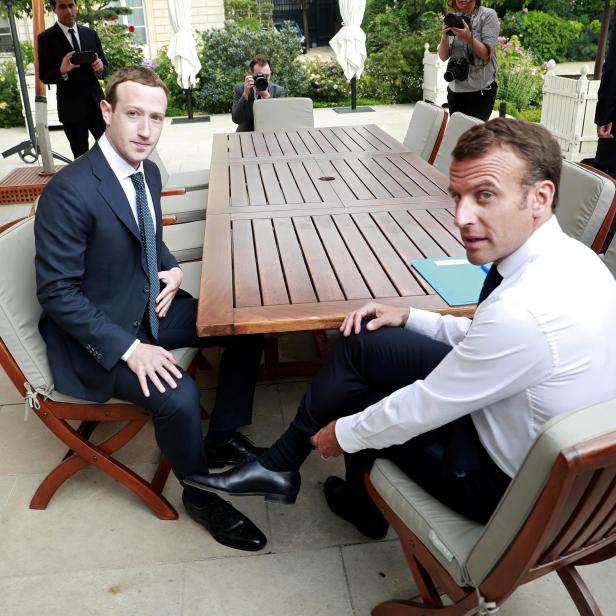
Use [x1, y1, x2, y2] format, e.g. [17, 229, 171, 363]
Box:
[149, 148, 209, 191]
[556, 160, 615, 248]
[162, 219, 205, 263]
[403, 101, 446, 162]
[179, 260, 202, 298]
[371, 398, 616, 588]
[161, 189, 207, 222]
[253, 97, 314, 131]
[432, 112, 483, 175]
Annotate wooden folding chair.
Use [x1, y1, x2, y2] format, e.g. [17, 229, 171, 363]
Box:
[0, 216, 200, 519]
[403, 101, 448, 165]
[366, 397, 616, 615]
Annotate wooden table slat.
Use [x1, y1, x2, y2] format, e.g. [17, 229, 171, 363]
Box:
[229, 165, 248, 207]
[263, 132, 283, 156]
[304, 160, 340, 203]
[332, 213, 398, 298]
[318, 127, 352, 153]
[353, 125, 390, 152]
[274, 162, 304, 204]
[391, 154, 448, 195]
[330, 159, 374, 200]
[252, 132, 270, 157]
[293, 216, 345, 302]
[288, 161, 323, 204]
[401, 152, 450, 189]
[244, 164, 268, 206]
[430, 206, 459, 236]
[232, 219, 262, 307]
[358, 157, 409, 198]
[362, 125, 407, 151]
[315, 159, 356, 202]
[412, 209, 465, 256]
[286, 130, 311, 155]
[273, 217, 318, 304]
[239, 132, 256, 157]
[298, 129, 326, 154]
[227, 133, 242, 158]
[252, 218, 290, 305]
[345, 127, 378, 152]
[259, 163, 286, 205]
[329, 126, 365, 152]
[352, 212, 425, 295]
[275, 131, 297, 156]
[345, 158, 392, 199]
[312, 215, 372, 300]
[390, 210, 447, 258]
[372, 156, 428, 197]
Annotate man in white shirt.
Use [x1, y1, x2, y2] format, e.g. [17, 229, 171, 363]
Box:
[35, 67, 266, 552]
[185, 119, 616, 538]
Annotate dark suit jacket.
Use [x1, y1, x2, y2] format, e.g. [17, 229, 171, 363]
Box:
[231, 82, 285, 132]
[34, 144, 178, 402]
[37, 23, 108, 124]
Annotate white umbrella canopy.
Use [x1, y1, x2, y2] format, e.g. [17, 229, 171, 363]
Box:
[166, 0, 201, 90]
[329, 0, 367, 81]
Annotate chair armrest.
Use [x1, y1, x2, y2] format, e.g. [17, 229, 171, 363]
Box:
[161, 188, 187, 197]
[162, 215, 178, 226]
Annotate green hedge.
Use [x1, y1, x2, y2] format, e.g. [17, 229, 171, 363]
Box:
[0, 61, 25, 128]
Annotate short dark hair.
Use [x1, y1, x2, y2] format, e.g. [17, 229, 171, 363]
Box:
[452, 118, 562, 211]
[105, 66, 168, 110]
[50, 0, 75, 8]
[447, 0, 481, 9]
[249, 55, 271, 72]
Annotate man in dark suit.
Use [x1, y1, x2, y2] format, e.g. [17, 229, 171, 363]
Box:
[37, 0, 108, 158]
[594, 15, 616, 178]
[232, 54, 284, 132]
[34, 66, 266, 551]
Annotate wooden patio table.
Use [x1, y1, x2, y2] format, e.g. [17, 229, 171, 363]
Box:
[197, 125, 473, 337]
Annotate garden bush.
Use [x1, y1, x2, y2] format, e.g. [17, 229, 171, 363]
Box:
[98, 22, 144, 73]
[500, 10, 581, 63]
[151, 48, 192, 115]
[194, 23, 309, 114]
[0, 61, 25, 128]
[304, 58, 350, 102]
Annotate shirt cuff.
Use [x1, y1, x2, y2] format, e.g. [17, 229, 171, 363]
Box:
[404, 307, 444, 338]
[335, 413, 372, 454]
[121, 339, 140, 362]
[61, 73, 68, 81]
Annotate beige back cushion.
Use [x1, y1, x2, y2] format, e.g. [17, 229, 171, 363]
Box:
[556, 160, 615, 248]
[432, 112, 483, 175]
[147, 148, 170, 187]
[403, 101, 446, 161]
[162, 219, 205, 263]
[253, 97, 314, 131]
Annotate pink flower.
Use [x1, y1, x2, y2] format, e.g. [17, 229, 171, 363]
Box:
[522, 7, 528, 13]
[110, 15, 116, 20]
[511, 15, 516, 21]
[128, 25, 135, 33]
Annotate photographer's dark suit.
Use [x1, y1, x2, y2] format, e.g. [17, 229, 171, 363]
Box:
[37, 23, 108, 158]
[595, 17, 616, 175]
[232, 82, 284, 132]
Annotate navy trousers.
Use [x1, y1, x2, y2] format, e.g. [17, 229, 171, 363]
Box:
[112, 295, 264, 481]
[291, 325, 511, 523]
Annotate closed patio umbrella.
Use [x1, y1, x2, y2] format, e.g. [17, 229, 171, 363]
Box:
[330, 0, 370, 113]
[167, 0, 202, 120]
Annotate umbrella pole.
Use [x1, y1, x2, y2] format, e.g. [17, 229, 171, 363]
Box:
[351, 76, 357, 110]
[185, 88, 193, 120]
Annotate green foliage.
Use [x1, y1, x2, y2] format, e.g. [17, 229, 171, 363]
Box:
[20, 41, 34, 68]
[495, 35, 544, 112]
[194, 23, 309, 114]
[0, 61, 25, 128]
[224, 0, 274, 29]
[500, 10, 581, 63]
[304, 59, 350, 102]
[151, 48, 189, 115]
[98, 23, 144, 74]
[66, 1, 131, 28]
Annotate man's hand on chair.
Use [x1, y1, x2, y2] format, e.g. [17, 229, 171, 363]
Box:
[127, 343, 182, 397]
[311, 420, 343, 458]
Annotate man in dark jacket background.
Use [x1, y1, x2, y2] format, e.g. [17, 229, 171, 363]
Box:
[37, 0, 108, 158]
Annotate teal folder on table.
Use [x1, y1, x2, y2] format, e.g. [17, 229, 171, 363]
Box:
[411, 257, 489, 306]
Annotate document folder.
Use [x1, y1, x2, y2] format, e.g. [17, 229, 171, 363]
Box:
[411, 257, 488, 306]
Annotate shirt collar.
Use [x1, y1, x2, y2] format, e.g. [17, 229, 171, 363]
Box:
[98, 133, 145, 182]
[496, 215, 561, 279]
[57, 22, 78, 35]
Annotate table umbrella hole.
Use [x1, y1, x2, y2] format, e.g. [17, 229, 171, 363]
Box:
[319, 176, 336, 181]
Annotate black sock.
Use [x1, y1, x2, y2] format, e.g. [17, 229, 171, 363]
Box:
[205, 429, 235, 445]
[258, 424, 312, 472]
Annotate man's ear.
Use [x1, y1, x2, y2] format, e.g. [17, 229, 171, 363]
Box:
[100, 99, 112, 126]
[531, 179, 555, 219]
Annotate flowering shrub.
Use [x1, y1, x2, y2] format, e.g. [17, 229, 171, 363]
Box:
[304, 59, 350, 102]
[0, 61, 24, 128]
[153, 45, 192, 116]
[495, 35, 544, 115]
[98, 23, 144, 73]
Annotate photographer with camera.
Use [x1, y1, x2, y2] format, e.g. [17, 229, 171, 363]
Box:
[232, 55, 285, 132]
[438, 0, 499, 121]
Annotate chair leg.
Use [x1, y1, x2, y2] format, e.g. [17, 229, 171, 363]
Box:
[557, 565, 603, 616]
[30, 410, 178, 520]
[372, 595, 476, 615]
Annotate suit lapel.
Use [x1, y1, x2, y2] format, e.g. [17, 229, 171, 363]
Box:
[52, 23, 72, 55]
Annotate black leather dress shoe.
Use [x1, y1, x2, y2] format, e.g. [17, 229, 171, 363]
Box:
[184, 459, 301, 504]
[204, 433, 266, 469]
[182, 491, 267, 551]
[324, 476, 389, 540]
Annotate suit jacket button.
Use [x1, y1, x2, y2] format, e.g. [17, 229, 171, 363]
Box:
[143, 285, 149, 293]
[133, 320, 140, 328]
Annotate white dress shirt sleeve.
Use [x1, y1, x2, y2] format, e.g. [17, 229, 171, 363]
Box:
[405, 307, 472, 346]
[335, 299, 554, 453]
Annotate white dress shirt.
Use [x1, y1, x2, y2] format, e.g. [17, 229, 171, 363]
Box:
[57, 21, 81, 50]
[335, 217, 616, 477]
[98, 134, 159, 360]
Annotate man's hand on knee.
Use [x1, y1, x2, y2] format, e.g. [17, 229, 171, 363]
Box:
[339, 302, 410, 337]
[126, 342, 182, 397]
[310, 420, 343, 458]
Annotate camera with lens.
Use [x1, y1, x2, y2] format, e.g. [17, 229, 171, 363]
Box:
[253, 72, 269, 92]
[444, 57, 470, 82]
[444, 13, 471, 30]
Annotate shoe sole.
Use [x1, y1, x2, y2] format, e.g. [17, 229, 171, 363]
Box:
[184, 479, 297, 505]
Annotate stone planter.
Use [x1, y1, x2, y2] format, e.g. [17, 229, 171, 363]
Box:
[422, 43, 448, 108]
[540, 63, 599, 162]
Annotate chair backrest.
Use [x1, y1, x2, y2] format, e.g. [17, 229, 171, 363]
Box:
[403, 101, 448, 164]
[602, 230, 616, 278]
[556, 160, 616, 251]
[432, 112, 484, 175]
[148, 148, 170, 186]
[253, 97, 314, 131]
[0, 217, 54, 397]
[465, 397, 616, 587]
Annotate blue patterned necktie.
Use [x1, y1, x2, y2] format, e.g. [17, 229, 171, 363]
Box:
[477, 264, 503, 304]
[68, 27, 80, 52]
[130, 172, 160, 339]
